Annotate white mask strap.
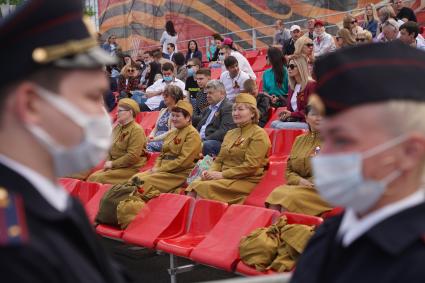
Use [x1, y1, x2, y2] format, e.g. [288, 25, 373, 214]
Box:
[363, 134, 408, 159]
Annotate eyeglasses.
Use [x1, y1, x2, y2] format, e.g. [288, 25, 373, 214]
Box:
[351, 21, 356, 24]
[186, 64, 195, 68]
[127, 69, 136, 72]
[219, 53, 225, 55]
[288, 64, 297, 70]
[305, 43, 314, 47]
[356, 38, 366, 42]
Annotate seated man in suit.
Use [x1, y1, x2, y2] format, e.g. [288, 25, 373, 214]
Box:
[197, 80, 236, 156]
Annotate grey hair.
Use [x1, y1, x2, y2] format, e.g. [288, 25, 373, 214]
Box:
[382, 19, 399, 31]
[205, 79, 226, 95]
[381, 101, 425, 136]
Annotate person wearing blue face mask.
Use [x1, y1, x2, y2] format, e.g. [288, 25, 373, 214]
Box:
[185, 57, 201, 101]
[0, 0, 130, 282]
[290, 42, 425, 283]
[139, 62, 185, 112]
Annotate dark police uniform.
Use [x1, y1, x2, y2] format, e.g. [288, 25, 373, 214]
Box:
[290, 42, 425, 283]
[0, 0, 129, 282]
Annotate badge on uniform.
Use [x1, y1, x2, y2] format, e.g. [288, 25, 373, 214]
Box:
[0, 187, 29, 246]
[174, 137, 182, 145]
[233, 136, 245, 147]
[120, 132, 128, 142]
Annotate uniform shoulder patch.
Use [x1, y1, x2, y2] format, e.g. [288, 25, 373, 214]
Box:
[0, 187, 29, 246]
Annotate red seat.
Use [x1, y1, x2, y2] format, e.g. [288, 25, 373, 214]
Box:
[137, 111, 160, 131]
[264, 107, 286, 128]
[59, 178, 81, 194]
[156, 199, 228, 257]
[244, 160, 287, 207]
[236, 261, 277, 276]
[282, 212, 323, 226]
[109, 105, 118, 122]
[139, 152, 160, 172]
[251, 55, 268, 72]
[245, 50, 259, 65]
[84, 184, 111, 224]
[189, 205, 279, 271]
[321, 207, 344, 219]
[271, 129, 305, 157]
[96, 224, 124, 239]
[74, 181, 103, 205]
[122, 194, 193, 248]
[211, 68, 222, 80]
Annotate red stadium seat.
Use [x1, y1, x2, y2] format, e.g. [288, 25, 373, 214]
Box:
[236, 262, 277, 276]
[211, 68, 222, 80]
[96, 224, 124, 240]
[244, 50, 259, 65]
[122, 194, 193, 248]
[84, 184, 111, 224]
[156, 199, 228, 257]
[264, 107, 286, 128]
[139, 152, 160, 172]
[189, 205, 279, 271]
[271, 129, 305, 157]
[74, 181, 103, 205]
[321, 207, 344, 219]
[59, 178, 81, 195]
[251, 55, 268, 72]
[137, 111, 160, 131]
[243, 160, 287, 207]
[109, 105, 118, 122]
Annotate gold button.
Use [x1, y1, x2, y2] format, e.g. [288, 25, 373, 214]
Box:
[8, 225, 21, 238]
[0, 188, 9, 208]
[32, 48, 48, 63]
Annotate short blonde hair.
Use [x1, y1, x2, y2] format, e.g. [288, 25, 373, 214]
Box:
[294, 36, 313, 56]
[287, 55, 312, 91]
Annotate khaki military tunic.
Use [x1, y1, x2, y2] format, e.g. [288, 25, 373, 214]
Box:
[87, 121, 147, 184]
[187, 123, 271, 204]
[133, 124, 202, 194]
[266, 131, 332, 216]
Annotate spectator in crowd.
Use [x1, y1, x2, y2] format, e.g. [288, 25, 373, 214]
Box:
[243, 79, 270, 128]
[210, 33, 224, 62]
[138, 50, 153, 89]
[305, 18, 316, 40]
[102, 34, 119, 55]
[147, 85, 184, 152]
[164, 43, 176, 61]
[378, 19, 400, 42]
[363, 3, 379, 37]
[220, 56, 250, 102]
[378, 5, 404, 32]
[196, 80, 235, 156]
[186, 40, 203, 62]
[266, 104, 331, 215]
[283, 25, 302, 59]
[399, 21, 425, 50]
[356, 30, 373, 44]
[336, 28, 356, 48]
[294, 36, 315, 73]
[271, 55, 316, 129]
[146, 50, 163, 87]
[392, 0, 417, 22]
[87, 99, 147, 184]
[186, 93, 271, 204]
[192, 68, 212, 125]
[262, 47, 289, 107]
[134, 100, 202, 194]
[221, 39, 256, 79]
[172, 52, 188, 81]
[160, 20, 178, 57]
[185, 57, 201, 99]
[122, 54, 137, 67]
[343, 14, 363, 37]
[273, 19, 291, 48]
[103, 90, 117, 112]
[141, 62, 185, 111]
[118, 65, 140, 99]
[207, 36, 218, 61]
[313, 20, 336, 57]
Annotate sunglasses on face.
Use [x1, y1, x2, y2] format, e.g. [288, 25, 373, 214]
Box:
[356, 38, 366, 42]
[127, 69, 135, 72]
[219, 52, 225, 55]
[305, 43, 314, 47]
[351, 21, 357, 24]
[288, 64, 297, 70]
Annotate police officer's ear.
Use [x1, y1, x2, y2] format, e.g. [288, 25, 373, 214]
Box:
[10, 82, 44, 125]
[398, 134, 425, 172]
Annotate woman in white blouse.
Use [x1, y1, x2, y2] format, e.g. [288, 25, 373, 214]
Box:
[271, 55, 316, 129]
[160, 20, 178, 56]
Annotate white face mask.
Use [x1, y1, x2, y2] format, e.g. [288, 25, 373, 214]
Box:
[312, 135, 407, 214]
[27, 87, 112, 177]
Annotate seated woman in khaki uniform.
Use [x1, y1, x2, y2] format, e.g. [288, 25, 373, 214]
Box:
[87, 98, 147, 184]
[266, 105, 332, 216]
[186, 93, 271, 204]
[132, 100, 202, 194]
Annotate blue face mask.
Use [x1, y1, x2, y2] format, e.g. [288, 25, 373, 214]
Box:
[312, 135, 407, 214]
[187, 68, 195, 77]
[163, 76, 173, 82]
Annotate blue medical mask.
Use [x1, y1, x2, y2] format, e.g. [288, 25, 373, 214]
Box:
[312, 135, 407, 214]
[163, 75, 173, 82]
[187, 68, 195, 77]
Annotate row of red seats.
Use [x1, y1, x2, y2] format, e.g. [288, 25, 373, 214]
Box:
[58, 179, 324, 278]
